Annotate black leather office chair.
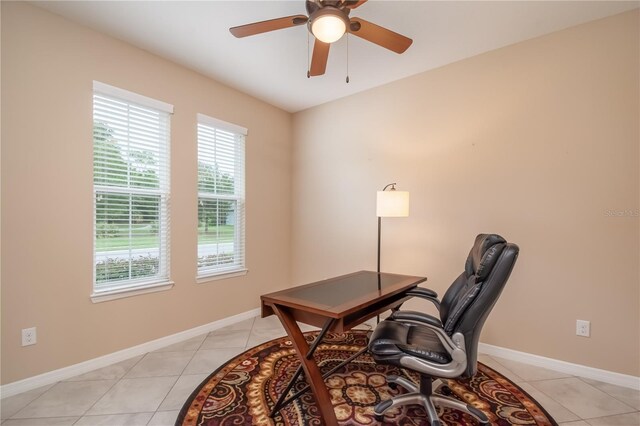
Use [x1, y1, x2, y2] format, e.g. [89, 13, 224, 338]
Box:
[368, 234, 519, 425]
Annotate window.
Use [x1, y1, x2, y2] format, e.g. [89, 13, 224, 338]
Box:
[197, 113, 246, 279]
[92, 81, 173, 298]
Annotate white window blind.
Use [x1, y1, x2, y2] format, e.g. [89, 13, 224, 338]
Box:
[93, 82, 172, 295]
[197, 114, 246, 278]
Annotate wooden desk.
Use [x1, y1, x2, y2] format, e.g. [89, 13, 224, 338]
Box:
[261, 270, 427, 425]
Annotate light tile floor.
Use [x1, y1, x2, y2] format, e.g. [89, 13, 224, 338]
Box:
[1, 315, 639, 425]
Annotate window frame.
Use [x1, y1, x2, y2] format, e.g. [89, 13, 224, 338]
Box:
[91, 81, 174, 302]
[196, 113, 247, 281]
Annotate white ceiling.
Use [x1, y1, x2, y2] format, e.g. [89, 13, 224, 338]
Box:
[33, 1, 638, 112]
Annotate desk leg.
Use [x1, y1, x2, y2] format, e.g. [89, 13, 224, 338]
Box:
[270, 318, 336, 417]
[271, 305, 338, 426]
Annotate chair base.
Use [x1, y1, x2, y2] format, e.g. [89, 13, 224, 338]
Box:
[373, 375, 489, 426]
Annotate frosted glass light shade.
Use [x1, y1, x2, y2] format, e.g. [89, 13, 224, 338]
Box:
[377, 191, 409, 217]
[311, 13, 347, 43]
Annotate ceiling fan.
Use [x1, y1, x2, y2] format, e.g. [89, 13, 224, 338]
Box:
[229, 0, 413, 77]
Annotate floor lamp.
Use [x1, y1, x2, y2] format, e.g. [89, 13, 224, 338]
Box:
[377, 183, 410, 273]
[376, 183, 409, 321]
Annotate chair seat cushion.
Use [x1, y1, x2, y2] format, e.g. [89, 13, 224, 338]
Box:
[369, 320, 451, 365]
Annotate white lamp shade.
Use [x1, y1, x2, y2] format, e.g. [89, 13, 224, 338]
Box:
[377, 191, 410, 217]
[311, 14, 346, 43]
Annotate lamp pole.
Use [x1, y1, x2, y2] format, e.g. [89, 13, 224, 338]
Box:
[377, 216, 382, 274]
[377, 183, 396, 275]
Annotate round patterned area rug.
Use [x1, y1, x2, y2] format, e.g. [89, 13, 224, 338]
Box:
[177, 330, 557, 425]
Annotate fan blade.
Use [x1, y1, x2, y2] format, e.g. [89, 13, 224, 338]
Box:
[230, 15, 308, 38]
[345, 0, 367, 9]
[348, 17, 412, 53]
[309, 39, 330, 76]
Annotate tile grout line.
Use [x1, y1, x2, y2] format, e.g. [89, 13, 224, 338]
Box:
[484, 355, 588, 422]
[147, 333, 213, 420]
[530, 374, 639, 415]
[152, 352, 202, 415]
[519, 378, 582, 421]
[14, 354, 151, 424]
[69, 358, 141, 425]
[524, 375, 639, 422]
[574, 376, 640, 413]
[7, 383, 60, 420]
[69, 352, 155, 424]
[483, 354, 528, 383]
[0, 382, 58, 421]
[578, 410, 640, 424]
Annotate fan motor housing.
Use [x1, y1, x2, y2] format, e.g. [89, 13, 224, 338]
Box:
[306, 0, 352, 16]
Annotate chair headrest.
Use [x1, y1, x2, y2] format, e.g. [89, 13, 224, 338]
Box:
[464, 234, 507, 281]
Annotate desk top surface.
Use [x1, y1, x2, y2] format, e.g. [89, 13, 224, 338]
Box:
[261, 270, 427, 318]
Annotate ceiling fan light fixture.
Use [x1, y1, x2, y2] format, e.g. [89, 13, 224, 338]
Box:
[309, 7, 349, 44]
[230, 0, 413, 77]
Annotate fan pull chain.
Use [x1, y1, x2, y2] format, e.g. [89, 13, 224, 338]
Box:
[307, 30, 311, 78]
[346, 33, 350, 83]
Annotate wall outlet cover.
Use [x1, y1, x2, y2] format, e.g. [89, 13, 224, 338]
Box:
[576, 320, 590, 337]
[22, 327, 37, 346]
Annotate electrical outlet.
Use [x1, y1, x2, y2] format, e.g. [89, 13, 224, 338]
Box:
[576, 320, 590, 337]
[21, 327, 37, 346]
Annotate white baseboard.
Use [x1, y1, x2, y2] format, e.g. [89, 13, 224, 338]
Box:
[0, 307, 261, 399]
[479, 342, 640, 391]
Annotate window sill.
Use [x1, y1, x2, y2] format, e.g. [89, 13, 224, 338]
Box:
[91, 280, 174, 303]
[197, 269, 248, 284]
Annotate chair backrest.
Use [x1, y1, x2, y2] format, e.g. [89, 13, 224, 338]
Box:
[439, 234, 519, 377]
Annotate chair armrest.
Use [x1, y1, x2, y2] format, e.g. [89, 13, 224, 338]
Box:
[406, 287, 438, 298]
[400, 327, 469, 378]
[393, 287, 441, 312]
[384, 316, 465, 362]
[389, 310, 443, 328]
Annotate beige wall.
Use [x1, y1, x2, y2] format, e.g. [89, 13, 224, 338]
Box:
[1, 2, 292, 384]
[2, 2, 638, 386]
[292, 10, 639, 376]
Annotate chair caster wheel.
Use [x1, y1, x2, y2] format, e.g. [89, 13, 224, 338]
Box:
[467, 405, 490, 425]
[374, 400, 392, 422]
